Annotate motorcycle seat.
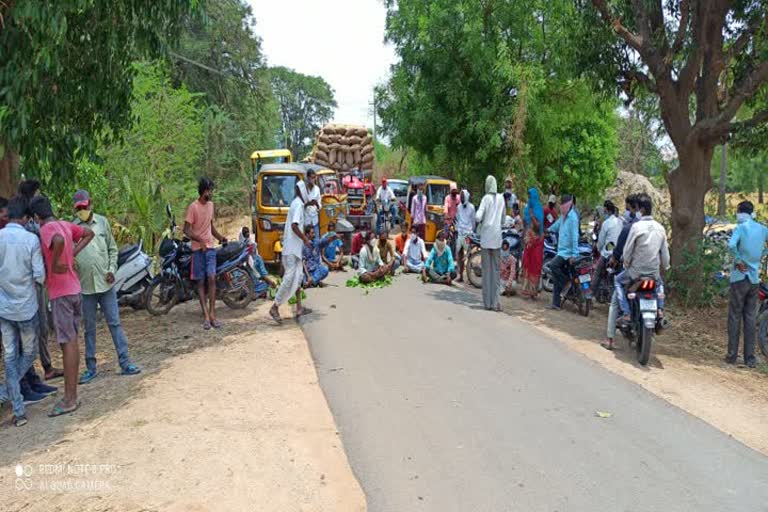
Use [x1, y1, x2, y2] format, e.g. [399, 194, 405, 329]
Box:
[117, 244, 140, 266]
[215, 241, 245, 265]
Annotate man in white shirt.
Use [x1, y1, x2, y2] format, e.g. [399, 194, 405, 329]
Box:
[476, 175, 506, 311]
[591, 200, 622, 294]
[402, 225, 429, 273]
[304, 169, 322, 241]
[270, 180, 312, 323]
[455, 190, 476, 282]
[375, 178, 397, 234]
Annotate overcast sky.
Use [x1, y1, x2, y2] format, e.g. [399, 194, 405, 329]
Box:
[249, 0, 397, 127]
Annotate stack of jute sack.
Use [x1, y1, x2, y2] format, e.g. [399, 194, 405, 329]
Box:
[311, 124, 374, 172]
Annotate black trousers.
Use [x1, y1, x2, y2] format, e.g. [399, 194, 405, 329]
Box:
[727, 278, 758, 364]
[550, 256, 570, 307]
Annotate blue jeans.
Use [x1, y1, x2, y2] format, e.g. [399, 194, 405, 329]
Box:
[304, 264, 329, 286]
[377, 205, 397, 234]
[82, 287, 132, 373]
[1, 315, 39, 417]
[615, 271, 665, 317]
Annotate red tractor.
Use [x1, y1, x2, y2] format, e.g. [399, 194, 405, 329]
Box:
[342, 170, 376, 230]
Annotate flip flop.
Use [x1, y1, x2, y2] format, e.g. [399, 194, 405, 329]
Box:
[601, 340, 615, 351]
[269, 307, 283, 324]
[45, 368, 64, 380]
[203, 320, 212, 330]
[211, 319, 222, 329]
[296, 307, 314, 317]
[48, 400, 80, 418]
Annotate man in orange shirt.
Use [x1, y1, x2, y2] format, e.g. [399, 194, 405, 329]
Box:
[443, 187, 460, 225]
[184, 178, 227, 330]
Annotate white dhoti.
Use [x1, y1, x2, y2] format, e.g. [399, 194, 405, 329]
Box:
[275, 254, 304, 306]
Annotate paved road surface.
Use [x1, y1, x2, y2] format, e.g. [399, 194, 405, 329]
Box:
[301, 273, 768, 512]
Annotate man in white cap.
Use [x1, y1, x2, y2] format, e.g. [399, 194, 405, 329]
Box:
[270, 180, 312, 323]
[543, 194, 558, 231]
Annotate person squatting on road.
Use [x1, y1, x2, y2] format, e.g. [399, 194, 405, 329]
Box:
[270, 181, 312, 323]
[73, 190, 141, 385]
[726, 201, 768, 368]
[184, 178, 227, 330]
[402, 224, 429, 273]
[475, 175, 506, 311]
[455, 189, 476, 283]
[377, 229, 400, 275]
[358, 231, 393, 284]
[423, 231, 456, 285]
[547, 194, 579, 311]
[302, 225, 331, 288]
[321, 222, 346, 272]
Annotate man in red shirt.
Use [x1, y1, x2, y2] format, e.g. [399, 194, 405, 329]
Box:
[184, 178, 227, 330]
[543, 194, 559, 231]
[30, 195, 94, 418]
[443, 187, 460, 225]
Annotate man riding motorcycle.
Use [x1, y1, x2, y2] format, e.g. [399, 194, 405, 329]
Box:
[547, 194, 579, 310]
[375, 178, 397, 234]
[615, 193, 669, 329]
[591, 200, 622, 295]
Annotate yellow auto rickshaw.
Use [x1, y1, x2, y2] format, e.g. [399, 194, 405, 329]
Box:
[250, 149, 305, 264]
[405, 175, 458, 244]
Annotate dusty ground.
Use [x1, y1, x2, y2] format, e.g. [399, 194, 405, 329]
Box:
[499, 290, 768, 456]
[0, 221, 366, 512]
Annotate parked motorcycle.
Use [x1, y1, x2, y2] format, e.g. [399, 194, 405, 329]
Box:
[465, 232, 483, 288]
[758, 282, 768, 358]
[618, 275, 663, 366]
[145, 205, 255, 316]
[559, 255, 594, 317]
[114, 240, 153, 309]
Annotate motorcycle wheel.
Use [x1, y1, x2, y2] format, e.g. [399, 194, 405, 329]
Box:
[578, 297, 592, 318]
[467, 250, 483, 289]
[145, 280, 178, 316]
[638, 325, 653, 366]
[222, 268, 255, 310]
[757, 310, 768, 359]
[541, 258, 554, 292]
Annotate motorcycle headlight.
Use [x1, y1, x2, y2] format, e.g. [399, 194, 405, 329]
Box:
[261, 218, 272, 231]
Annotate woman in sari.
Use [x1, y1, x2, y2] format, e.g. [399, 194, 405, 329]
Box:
[520, 215, 544, 299]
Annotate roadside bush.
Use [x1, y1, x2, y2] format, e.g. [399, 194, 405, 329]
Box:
[667, 237, 731, 309]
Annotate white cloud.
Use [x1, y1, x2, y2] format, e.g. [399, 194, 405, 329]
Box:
[249, 0, 397, 128]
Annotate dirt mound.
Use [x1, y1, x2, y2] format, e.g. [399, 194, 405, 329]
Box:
[605, 171, 671, 224]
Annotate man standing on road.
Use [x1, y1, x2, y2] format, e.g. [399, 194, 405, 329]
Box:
[72, 190, 141, 384]
[270, 181, 312, 323]
[443, 187, 460, 226]
[17, 179, 63, 380]
[184, 178, 227, 330]
[375, 178, 397, 235]
[455, 190, 476, 283]
[543, 194, 558, 231]
[476, 175, 506, 311]
[304, 169, 322, 241]
[0, 196, 47, 426]
[410, 185, 427, 240]
[31, 195, 94, 418]
[547, 194, 579, 311]
[726, 201, 768, 368]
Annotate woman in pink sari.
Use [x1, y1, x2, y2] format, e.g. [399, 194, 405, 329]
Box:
[521, 216, 544, 299]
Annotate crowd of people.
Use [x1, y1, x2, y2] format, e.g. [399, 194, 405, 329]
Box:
[0, 182, 141, 427]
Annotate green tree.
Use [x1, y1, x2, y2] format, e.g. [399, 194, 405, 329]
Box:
[269, 67, 337, 160]
[0, 0, 198, 196]
[577, 1, 768, 295]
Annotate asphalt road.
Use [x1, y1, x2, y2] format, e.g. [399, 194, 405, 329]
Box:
[300, 273, 768, 512]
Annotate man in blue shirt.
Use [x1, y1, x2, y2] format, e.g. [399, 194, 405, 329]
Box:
[0, 196, 47, 426]
[321, 222, 345, 271]
[726, 201, 768, 367]
[302, 225, 332, 287]
[547, 194, 580, 309]
[423, 231, 456, 285]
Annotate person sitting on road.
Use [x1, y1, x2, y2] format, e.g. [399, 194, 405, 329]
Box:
[240, 227, 276, 297]
[394, 226, 409, 256]
[377, 229, 400, 275]
[321, 222, 345, 272]
[350, 230, 365, 269]
[615, 193, 670, 327]
[302, 225, 332, 288]
[375, 179, 397, 234]
[422, 231, 456, 285]
[500, 239, 517, 296]
[403, 225, 428, 273]
[358, 231, 392, 283]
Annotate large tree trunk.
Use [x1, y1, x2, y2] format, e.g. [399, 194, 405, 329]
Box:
[0, 146, 20, 198]
[667, 141, 714, 299]
[717, 143, 727, 216]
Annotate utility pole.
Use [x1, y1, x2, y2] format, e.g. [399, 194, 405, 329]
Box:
[371, 92, 377, 145]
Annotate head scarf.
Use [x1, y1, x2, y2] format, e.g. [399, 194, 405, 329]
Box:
[523, 187, 544, 234]
[296, 180, 309, 203]
[460, 189, 470, 205]
[485, 175, 498, 195]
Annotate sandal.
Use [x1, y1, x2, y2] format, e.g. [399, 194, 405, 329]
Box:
[601, 339, 615, 351]
[48, 400, 80, 418]
[269, 306, 283, 324]
[296, 307, 314, 317]
[211, 319, 222, 329]
[203, 320, 212, 330]
[45, 368, 64, 380]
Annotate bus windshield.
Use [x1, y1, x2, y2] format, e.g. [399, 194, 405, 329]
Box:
[260, 174, 297, 207]
[427, 184, 450, 206]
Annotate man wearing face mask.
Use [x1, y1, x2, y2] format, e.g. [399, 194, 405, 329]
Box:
[73, 190, 141, 384]
[410, 185, 427, 240]
[455, 190, 476, 282]
[304, 169, 322, 241]
[543, 195, 558, 231]
[358, 231, 393, 283]
[546, 194, 579, 310]
[403, 225, 429, 273]
[423, 230, 456, 285]
[726, 201, 768, 367]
